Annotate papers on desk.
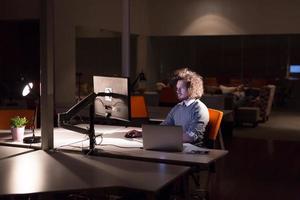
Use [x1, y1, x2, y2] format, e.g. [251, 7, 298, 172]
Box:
[183, 143, 210, 154]
[100, 131, 143, 148]
[75, 124, 128, 134]
[100, 138, 143, 148]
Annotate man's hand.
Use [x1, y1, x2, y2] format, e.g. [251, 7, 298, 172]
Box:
[124, 130, 142, 138]
[183, 132, 194, 143]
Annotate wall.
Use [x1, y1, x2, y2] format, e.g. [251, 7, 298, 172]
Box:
[54, 0, 121, 107]
[3, 0, 300, 36]
[0, 0, 40, 103]
[0, 0, 150, 107]
[149, 35, 296, 81]
[2, 0, 300, 107]
[0, 0, 40, 20]
[148, 0, 300, 36]
[0, 20, 39, 102]
[138, 0, 300, 91]
[54, 0, 150, 108]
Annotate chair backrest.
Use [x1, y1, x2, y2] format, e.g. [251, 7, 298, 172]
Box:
[257, 85, 276, 121]
[130, 96, 149, 119]
[0, 109, 35, 129]
[204, 77, 218, 86]
[265, 85, 276, 118]
[229, 78, 243, 87]
[158, 87, 178, 107]
[205, 108, 223, 148]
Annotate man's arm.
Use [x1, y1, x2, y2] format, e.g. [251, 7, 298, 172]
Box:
[185, 105, 209, 144]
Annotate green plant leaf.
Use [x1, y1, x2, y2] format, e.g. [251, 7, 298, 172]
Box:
[10, 116, 28, 128]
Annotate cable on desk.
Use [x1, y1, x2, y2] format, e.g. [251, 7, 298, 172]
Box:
[95, 133, 103, 145]
[54, 136, 90, 151]
[85, 148, 94, 155]
[84, 133, 103, 155]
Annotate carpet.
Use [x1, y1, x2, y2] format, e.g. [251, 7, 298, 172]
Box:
[233, 109, 300, 141]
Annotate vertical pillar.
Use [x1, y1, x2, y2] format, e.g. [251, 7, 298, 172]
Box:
[136, 35, 148, 75]
[286, 36, 290, 78]
[122, 0, 130, 77]
[136, 35, 149, 90]
[40, 0, 54, 150]
[240, 36, 244, 81]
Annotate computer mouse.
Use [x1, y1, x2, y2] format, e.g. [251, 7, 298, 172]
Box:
[124, 130, 142, 138]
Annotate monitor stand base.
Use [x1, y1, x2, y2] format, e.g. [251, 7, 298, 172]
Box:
[82, 148, 103, 156]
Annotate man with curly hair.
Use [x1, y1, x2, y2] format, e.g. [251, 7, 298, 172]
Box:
[161, 68, 209, 146]
[126, 68, 209, 147]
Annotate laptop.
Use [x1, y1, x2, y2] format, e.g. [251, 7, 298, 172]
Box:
[142, 124, 183, 152]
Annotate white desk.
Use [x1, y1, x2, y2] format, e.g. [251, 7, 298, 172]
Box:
[0, 129, 41, 149]
[0, 150, 189, 199]
[0, 125, 228, 167]
[0, 145, 34, 160]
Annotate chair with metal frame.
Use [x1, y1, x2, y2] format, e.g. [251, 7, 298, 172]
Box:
[205, 108, 224, 150]
[191, 108, 224, 200]
[130, 95, 149, 126]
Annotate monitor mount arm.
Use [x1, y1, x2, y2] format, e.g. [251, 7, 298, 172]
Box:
[58, 92, 126, 154]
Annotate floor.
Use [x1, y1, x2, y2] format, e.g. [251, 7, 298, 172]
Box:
[209, 107, 300, 200]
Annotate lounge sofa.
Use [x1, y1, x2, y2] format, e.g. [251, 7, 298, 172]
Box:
[235, 85, 276, 126]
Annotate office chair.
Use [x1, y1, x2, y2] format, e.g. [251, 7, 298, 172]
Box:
[130, 95, 149, 126]
[0, 109, 35, 129]
[158, 86, 178, 107]
[191, 108, 224, 200]
[205, 108, 224, 150]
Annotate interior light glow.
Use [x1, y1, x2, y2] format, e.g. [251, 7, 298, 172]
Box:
[290, 65, 300, 73]
[22, 82, 34, 96]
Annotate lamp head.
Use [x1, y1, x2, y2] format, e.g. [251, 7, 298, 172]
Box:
[22, 82, 34, 97]
[131, 72, 147, 92]
[139, 72, 146, 81]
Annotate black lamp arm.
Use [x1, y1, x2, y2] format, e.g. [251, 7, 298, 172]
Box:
[131, 72, 146, 91]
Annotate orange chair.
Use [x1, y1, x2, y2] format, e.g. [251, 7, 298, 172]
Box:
[0, 109, 35, 129]
[205, 108, 224, 149]
[130, 96, 149, 127]
[130, 95, 149, 119]
[190, 108, 224, 199]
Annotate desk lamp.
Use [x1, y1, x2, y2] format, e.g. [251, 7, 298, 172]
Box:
[22, 82, 41, 143]
[131, 72, 147, 93]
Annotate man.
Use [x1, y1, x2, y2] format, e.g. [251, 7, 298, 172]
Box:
[126, 68, 209, 147]
[161, 68, 209, 146]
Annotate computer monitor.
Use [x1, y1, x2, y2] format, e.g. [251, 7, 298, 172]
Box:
[289, 65, 300, 74]
[93, 75, 131, 121]
[288, 65, 300, 79]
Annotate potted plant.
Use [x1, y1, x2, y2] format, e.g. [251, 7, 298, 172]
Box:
[10, 116, 28, 142]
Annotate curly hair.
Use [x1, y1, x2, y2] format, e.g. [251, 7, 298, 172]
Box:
[172, 68, 204, 99]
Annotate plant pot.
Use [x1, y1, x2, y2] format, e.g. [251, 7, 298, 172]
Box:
[11, 126, 25, 142]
